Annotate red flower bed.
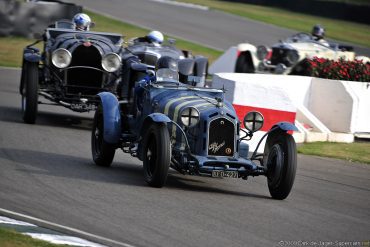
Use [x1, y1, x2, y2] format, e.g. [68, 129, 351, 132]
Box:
[307, 57, 370, 82]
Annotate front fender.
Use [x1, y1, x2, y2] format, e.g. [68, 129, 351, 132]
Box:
[272, 122, 298, 132]
[146, 113, 171, 123]
[23, 53, 41, 63]
[98, 92, 121, 144]
[23, 47, 41, 63]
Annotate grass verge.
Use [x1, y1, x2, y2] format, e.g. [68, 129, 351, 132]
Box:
[0, 227, 66, 247]
[298, 141, 370, 164]
[177, 0, 370, 48]
[0, 10, 221, 68]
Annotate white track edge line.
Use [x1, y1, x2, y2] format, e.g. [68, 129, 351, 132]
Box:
[0, 208, 136, 247]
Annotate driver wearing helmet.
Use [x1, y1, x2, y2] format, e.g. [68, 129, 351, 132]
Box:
[146, 30, 164, 45]
[311, 24, 329, 46]
[73, 13, 91, 31]
[134, 30, 164, 46]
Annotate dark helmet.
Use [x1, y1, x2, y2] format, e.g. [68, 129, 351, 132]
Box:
[312, 24, 325, 40]
[156, 56, 178, 71]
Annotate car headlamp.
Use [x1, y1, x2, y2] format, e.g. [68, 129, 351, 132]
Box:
[52, 48, 72, 69]
[180, 107, 200, 128]
[102, 53, 121, 72]
[243, 111, 264, 132]
[286, 50, 299, 64]
[257, 45, 269, 60]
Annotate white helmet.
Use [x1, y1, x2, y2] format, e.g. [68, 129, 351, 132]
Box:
[73, 13, 91, 31]
[147, 31, 164, 44]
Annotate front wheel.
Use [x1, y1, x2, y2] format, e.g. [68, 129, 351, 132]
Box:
[143, 122, 171, 188]
[264, 132, 297, 200]
[91, 105, 116, 167]
[21, 61, 39, 124]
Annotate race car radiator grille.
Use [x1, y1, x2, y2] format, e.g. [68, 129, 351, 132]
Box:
[66, 45, 103, 96]
[208, 117, 235, 157]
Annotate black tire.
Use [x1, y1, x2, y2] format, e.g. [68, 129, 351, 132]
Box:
[91, 105, 116, 167]
[264, 132, 297, 200]
[235, 52, 255, 73]
[143, 122, 171, 188]
[21, 61, 39, 124]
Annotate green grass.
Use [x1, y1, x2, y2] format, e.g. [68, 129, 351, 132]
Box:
[0, 10, 221, 68]
[298, 142, 370, 164]
[0, 227, 66, 247]
[177, 0, 370, 48]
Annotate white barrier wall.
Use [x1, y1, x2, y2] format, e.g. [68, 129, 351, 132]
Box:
[213, 73, 370, 139]
[208, 47, 238, 74]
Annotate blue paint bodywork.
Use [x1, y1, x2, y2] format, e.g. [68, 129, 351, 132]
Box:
[98, 92, 121, 144]
[146, 113, 171, 123]
[273, 121, 298, 132]
[23, 52, 41, 63]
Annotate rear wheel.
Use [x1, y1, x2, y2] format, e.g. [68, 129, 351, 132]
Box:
[91, 105, 116, 167]
[21, 61, 39, 124]
[143, 122, 171, 187]
[264, 132, 297, 200]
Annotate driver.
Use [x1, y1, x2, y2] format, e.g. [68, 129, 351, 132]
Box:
[135, 56, 178, 111]
[311, 24, 329, 46]
[134, 30, 164, 46]
[72, 13, 92, 31]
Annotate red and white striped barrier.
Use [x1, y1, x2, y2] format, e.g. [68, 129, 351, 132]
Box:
[213, 73, 297, 152]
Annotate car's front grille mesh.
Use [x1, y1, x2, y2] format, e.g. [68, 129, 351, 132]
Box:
[208, 118, 234, 157]
[66, 45, 103, 96]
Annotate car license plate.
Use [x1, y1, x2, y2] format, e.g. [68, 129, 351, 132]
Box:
[212, 170, 238, 178]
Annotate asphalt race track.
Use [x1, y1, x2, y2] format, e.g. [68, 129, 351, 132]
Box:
[65, 0, 370, 57]
[0, 67, 369, 246]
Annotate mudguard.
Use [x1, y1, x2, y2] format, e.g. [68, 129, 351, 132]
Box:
[146, 113, 171, 123]
[97, 92, 121, 144]
[23, 52, 41, 63]
[272, 121, 298, 132]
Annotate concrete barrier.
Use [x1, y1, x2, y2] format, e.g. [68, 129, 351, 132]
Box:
[213, 73, 370, 149]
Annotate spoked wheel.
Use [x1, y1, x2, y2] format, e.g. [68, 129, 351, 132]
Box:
[91, 105, 116, 167]
[264, 132, 297, 200]
[143, 122, 171, 188]
[21, 61, 39, 124]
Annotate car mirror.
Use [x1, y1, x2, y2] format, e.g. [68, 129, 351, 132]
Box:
[243, 111, 264, 133]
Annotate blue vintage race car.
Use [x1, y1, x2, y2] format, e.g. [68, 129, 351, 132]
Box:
[91, 57, 298, 199]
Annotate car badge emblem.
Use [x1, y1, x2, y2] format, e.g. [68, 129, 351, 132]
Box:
[209, 141, 225, 154]
[220, 120, 224, 125]
[225, 148, 232, 155]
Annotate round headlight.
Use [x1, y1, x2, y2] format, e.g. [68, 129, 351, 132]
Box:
[52, 48, 72, 68]
[286, 50, 299, 64]
[257, 45, 268, 60]
[180, 107, 200, 128]
[243, 111, 264, 132]
[102, 53, 121, 72]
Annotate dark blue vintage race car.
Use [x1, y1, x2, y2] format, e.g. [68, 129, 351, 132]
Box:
[20, 20, 123, 124]
[91, 58, 297, 199]
[119, 37, 208, 104]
